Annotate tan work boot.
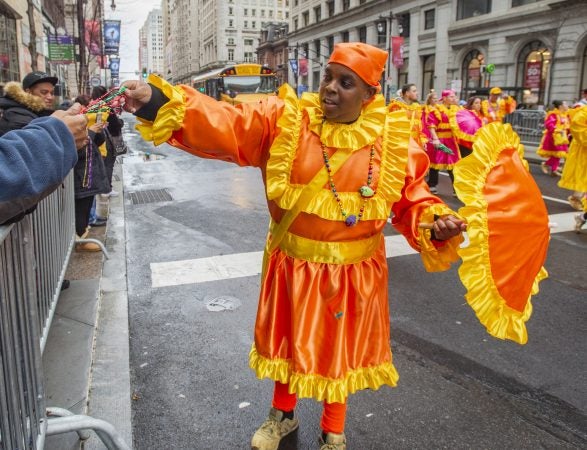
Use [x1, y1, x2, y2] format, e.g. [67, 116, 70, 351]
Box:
[319, 432, 346, 450]
[568, 195, 583, 211]
[251, 407, 298, 450]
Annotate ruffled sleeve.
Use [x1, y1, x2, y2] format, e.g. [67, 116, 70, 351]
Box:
[136, 74, 285, 168]
[544, 112, 557, 133]
[390, 140, 464, 272]
[570, 106, 587, 144]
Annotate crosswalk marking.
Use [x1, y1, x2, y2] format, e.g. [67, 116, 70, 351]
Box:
[150, 212, 578, 288]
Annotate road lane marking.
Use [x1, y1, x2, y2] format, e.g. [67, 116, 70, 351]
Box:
[150, 212, 578, 288]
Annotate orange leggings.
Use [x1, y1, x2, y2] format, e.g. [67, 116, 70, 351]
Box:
[272, 381, 347, 434]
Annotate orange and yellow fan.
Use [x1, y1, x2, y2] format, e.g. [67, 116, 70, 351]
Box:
[453, 122, 550, 344]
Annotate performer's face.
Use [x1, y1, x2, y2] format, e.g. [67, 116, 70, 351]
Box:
[320, 63, 376, 123]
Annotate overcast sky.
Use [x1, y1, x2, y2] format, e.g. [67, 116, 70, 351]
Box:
[105, 0, 162, 80]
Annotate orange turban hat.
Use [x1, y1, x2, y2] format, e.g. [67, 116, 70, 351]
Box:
[328, 43, 388, 91]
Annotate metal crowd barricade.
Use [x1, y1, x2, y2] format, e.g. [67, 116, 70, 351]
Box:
[504, 109, 545, 147]
[0, 172, 129, 450]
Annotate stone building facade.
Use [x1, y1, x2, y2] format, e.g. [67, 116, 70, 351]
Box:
[287, 0, 587, 106]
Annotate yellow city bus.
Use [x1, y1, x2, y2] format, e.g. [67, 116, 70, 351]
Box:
[192, 64, 279, 105]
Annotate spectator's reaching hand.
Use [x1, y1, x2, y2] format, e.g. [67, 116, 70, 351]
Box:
[51, 103, 88, 149]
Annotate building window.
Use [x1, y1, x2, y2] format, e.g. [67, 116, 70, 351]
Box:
[581, 45, 587, 100]
[457, 0, 492, 20]
[376, 21, 387, 45]
[314, 6, 321, 22]
[313, 70, 321, 91]
[228, 48, 234, 60]
[342, 0, 350, 11]
[244, 52, 255, 62]
[516, 40, 551, 106]
[358, 26, 367, 43]
[244, 8, 248, 16]
[228, 38, 235, 45]
[327, 36, 334, 55]
[461, 49, 484, 92]
[252, 9, 256, 16]
[244, 38, 253, 46]
[327, 1, 334, 18]
[396, 13, 410, 37]
[424, 9, 435, 30]
[229, 7, 233, 15]
[314, 39, 321, 59]
[229, 19, 234, 27]
[422, 54, 435, 94]
[252, 21, 256, 28]
[512, 0, 538, 5]
[244, 21, 248, 28]
[294, 17, 298, 30]
[302, 11, 309, 26]
[398, 58, 409, 89]
[341, 31, 349, 43]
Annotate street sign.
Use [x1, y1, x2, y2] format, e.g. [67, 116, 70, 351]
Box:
[90, 76, 101, 87]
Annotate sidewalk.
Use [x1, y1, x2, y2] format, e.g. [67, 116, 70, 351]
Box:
[42, 161, 132, 450]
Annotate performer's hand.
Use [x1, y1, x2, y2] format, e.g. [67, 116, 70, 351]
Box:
[433, 214, 467, 240]
[51, 103, 89, 149]
[121, 80, 152, 114]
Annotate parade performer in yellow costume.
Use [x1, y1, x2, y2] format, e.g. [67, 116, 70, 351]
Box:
[388, 83, 426, 147]
[558, 105, 587, 230]
[121, 43, 466, 450]
[481, 86, 517, 123]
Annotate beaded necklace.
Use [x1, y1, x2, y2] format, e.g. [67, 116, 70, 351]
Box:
[321, 143, 376, 227]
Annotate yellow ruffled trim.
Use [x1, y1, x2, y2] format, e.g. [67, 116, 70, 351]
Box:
[265, 91, 411, 221]
[536, 149, 568, 159]
[265, 84, 302, 201]
[304, 93, 386, 150]
[429, 162, 459, 171]
[453, 122, 547, 345]
[135, 74, 186, 146]
[249, 345, 399, 403]
[417, 203, 464, 272]
[379, 110, 412, 205]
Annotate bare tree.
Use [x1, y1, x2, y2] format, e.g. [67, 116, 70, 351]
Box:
[26, 0, 38, 71]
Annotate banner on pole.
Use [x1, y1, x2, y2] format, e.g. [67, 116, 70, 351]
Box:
[109, 57, 120, 79]
[103, 20, 121, 55]
[391, 36, 405, 68]
[85, 20, 102, 56]
[298, 58, 308, 77]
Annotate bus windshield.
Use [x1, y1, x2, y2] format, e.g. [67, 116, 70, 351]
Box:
[223, 76, 278, 94]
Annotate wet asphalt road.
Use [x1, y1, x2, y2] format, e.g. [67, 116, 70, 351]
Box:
[119, 114, 586, 449]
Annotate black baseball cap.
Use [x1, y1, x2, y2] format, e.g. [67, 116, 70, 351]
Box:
[22, 71, 58, 90]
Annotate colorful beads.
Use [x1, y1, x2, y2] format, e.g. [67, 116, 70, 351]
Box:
[322, 143, 376, 227]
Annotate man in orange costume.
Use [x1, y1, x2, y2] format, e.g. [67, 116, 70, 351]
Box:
[122, 43, 466, 450]
[481, 86, 516, 123]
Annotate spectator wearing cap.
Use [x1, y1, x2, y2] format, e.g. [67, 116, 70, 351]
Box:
[0, 71, 58, 136]
[481, 86, 517, 123]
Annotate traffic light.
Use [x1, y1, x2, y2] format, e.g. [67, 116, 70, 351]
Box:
[142, 68, 147, 79]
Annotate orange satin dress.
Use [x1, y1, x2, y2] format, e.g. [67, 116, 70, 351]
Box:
[136, 76, 462, 404]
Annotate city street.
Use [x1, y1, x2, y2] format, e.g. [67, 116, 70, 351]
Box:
[119, 114, 586, 449]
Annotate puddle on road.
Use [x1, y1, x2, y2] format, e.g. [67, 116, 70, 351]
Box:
[125, 151, 167, 162]
[205, 295, 242, 312]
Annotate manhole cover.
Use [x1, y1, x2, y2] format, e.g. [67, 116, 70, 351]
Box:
[205, 296, 242, 312]
[128, 188, 173, 205]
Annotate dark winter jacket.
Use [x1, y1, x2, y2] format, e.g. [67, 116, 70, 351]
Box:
[0, 117, 78, 224]
[0, 82, 53, 136]
[73, 131, 110, 199]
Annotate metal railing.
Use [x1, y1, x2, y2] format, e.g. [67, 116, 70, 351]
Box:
[503, 110, 545, 147]
[0, 172, 129, 450]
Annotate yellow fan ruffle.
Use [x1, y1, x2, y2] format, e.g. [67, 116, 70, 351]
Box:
[135, 74, 186, 145]
[249, 345, 399, 403]
[454, 123, 548, 345]
[418, 203, 464, 272]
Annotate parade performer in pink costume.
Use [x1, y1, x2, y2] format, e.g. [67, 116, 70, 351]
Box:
[425, 89, 461, 194]
[538, 100, 570, 176]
